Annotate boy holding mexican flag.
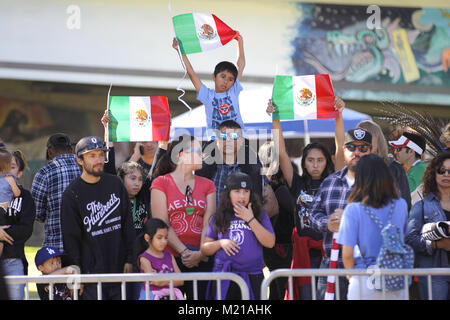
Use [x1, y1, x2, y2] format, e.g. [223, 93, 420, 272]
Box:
[172, 13, 245, 131]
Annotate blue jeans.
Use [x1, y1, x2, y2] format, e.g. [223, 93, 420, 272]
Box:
[0, 259, 25, 300]
[418, 276, 450, 300]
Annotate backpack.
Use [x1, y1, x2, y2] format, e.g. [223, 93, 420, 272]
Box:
[362, 200, 414, 291]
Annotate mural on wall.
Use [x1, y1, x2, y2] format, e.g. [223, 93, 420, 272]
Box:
[0, 97, 101, 188]
[291, 4, 450, 104]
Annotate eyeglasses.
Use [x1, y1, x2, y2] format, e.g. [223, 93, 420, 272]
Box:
[345, 144, 370, 153]
[219, 132, 240, 140]
[185, 185, 193, 204]
[437, 167, 450, 175]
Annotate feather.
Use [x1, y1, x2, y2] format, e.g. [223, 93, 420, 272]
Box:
[374, 100, 448, 157]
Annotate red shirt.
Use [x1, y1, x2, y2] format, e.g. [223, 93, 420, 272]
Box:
[151, 174, 216, 256]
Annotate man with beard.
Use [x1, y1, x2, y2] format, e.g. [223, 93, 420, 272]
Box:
[309, 128, 372, 300]
[60, 136, 135, 300]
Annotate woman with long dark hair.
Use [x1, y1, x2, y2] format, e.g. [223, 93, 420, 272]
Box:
[151, 134, 216, 299]
[406, 151, 450, 300]
[266, 99, 339, 299]
[201, 172, 274, 300]
[338, 154, 409, 300]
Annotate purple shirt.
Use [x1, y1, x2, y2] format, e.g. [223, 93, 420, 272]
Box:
[206, 210, 274, 272]
[138, 250, 174, 291]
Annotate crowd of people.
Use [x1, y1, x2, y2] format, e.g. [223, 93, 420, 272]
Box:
[0, 34, 449, 301]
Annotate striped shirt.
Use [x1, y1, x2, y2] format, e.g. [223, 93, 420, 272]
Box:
[31, 153, 81, 251]
[308, 167, 353, 267]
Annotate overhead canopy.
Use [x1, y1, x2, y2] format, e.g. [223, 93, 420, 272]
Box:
[171, 86, 371, 140]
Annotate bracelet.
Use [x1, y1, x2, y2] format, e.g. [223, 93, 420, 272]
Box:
[180, 247, 188, 254]
[246, 217, 256, 225]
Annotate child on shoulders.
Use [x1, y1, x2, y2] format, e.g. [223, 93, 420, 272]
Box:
[172, 34, 245, 131]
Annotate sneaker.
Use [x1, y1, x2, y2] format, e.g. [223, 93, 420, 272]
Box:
[421, 221, 450, 241]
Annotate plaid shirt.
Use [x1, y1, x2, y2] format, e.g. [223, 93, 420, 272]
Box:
[308, 167, 353, 267]
[31, 154, 81, 251]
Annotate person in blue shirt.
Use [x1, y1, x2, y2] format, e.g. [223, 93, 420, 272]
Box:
[337, 154, 409, 300]
[172, 35, 246, 131]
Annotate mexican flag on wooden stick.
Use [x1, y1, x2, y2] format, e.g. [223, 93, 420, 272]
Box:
[172, 13, 238, 54]
[108, 96, 171, 142]
[272, 74, 337, 120]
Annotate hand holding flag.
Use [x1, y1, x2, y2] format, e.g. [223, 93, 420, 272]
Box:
[172, 13, 238, 54]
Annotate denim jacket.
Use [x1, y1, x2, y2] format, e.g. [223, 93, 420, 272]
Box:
[405, 192, 449, 268]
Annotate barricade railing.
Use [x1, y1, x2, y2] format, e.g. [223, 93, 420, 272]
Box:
[5, 272, 249, 300]
[261, 268, 450, 300]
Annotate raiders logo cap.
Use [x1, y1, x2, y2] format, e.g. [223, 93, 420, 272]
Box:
[344, 128, 372, 145]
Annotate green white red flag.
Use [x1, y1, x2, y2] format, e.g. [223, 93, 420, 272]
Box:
[272, 74, 337, 120]
[108, 96, 171, 142]
[172, 13, 238, 54]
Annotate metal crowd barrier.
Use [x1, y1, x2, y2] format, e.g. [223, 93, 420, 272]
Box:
[261, 268, 450, 300]
[4, 272, 249, 300]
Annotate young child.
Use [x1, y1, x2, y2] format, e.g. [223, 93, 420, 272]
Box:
[135, 218, 184, 300]
[201, 172, 275, 300]
[0, 149, 21, 257]
[172, 34, 246, 131]
[35, 246, 79, 300]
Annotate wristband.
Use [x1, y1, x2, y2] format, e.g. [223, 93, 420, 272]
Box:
[246, 217, 256, 225]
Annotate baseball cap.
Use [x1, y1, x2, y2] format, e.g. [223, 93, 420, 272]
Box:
[344, 128, 372, 145]
[223, 172, 253, 192]
[35, 246, 65, 268]
[389, 132, 426, 155]
[75, 136, 106, 157]
[47, 133, 71, 149]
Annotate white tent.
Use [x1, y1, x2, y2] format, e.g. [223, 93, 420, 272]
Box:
[171, 86, 371, 141]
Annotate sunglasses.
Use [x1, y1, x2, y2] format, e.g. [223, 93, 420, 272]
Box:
[219, 132, 240, 140]
[393, 147, 405, 153]
[185, 185, 193, 204]
[437, 167, 450, 175]
[345, 144, 370, 153]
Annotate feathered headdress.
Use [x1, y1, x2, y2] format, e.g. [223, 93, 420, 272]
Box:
[374, 100, 449, 157]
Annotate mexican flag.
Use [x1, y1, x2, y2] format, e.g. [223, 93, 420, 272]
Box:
[172, 13, 238, 54]
[272, 74, 337, 120]
[108, 96, 171, 142]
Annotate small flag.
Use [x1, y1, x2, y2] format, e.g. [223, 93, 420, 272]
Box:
[108, 96, 171, 142]
[272, 74, 337, 121]
[172, 13, 238, 54]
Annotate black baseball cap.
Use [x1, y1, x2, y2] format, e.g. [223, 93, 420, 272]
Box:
[75, 136, 107, 157]
[223, 172, 253, 192]
[344, 128, 372, 145]
[47, 133, 71, 149]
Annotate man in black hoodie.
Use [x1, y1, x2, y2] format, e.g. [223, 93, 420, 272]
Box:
[61, 136, 135, 300]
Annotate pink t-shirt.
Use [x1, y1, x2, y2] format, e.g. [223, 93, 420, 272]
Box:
[151, 174, 216, 256]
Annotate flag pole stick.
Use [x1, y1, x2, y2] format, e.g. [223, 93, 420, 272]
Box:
[169, 2, 192, 114]
[105, 83, 112, 163]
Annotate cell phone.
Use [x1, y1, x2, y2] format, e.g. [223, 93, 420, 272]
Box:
[139, 145, 144, 155]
